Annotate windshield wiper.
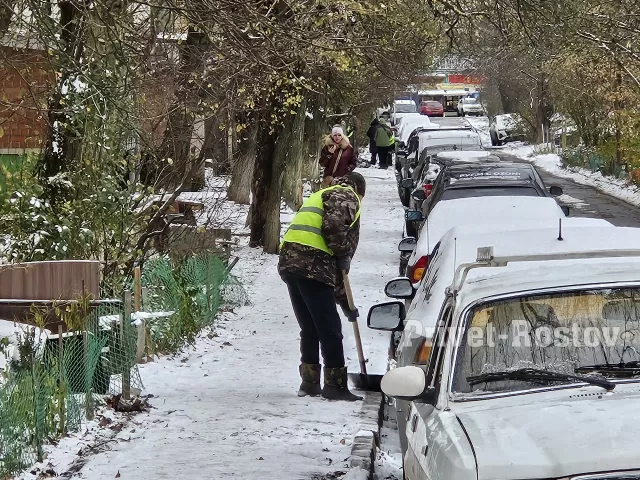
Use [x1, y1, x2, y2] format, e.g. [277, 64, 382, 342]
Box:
[575, 361, 640, 377]
[467, 367, 615, 391]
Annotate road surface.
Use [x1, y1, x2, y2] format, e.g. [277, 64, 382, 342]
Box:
[431, 116, 640, 228]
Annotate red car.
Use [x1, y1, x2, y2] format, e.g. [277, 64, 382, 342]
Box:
[419, 100, 445, 117]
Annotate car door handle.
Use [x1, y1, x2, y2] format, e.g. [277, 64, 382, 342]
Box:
[410, 414, 419, 433]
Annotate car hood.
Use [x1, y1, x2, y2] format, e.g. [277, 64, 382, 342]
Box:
[456, 387, 640, 480]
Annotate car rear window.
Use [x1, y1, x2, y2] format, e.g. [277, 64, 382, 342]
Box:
[425, 101, 441, 107]
[440, 186, 540, 200]
[463, 98, 478, 104]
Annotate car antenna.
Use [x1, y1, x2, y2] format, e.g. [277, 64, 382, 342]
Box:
[453, 237, 458, 285]
[557, 218, 563, 241]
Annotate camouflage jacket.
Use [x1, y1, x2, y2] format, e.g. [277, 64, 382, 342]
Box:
[278, 176, 360, 294]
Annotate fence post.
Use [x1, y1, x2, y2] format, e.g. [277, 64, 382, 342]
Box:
[134, 266, 146, 364]
[58, 325, 66, 434]
[122, 291, 132, 400]
[83, 331, 94, 420]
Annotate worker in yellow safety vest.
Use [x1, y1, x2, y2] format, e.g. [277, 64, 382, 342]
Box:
[278, 172, 366, 401]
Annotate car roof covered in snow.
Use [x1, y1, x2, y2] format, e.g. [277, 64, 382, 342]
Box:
[423, 196, 564, 252]
[398, 117, 433, 143]
[455, 226, 640, 309]
[406, 220, 617, 329]
[434, 150, 500, 162]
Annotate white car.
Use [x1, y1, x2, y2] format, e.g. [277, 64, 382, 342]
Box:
[396, 115, 433, 147]
[391, 99, 418, 125]
[457, 97, 484, 117]
[404, 196, 569, 285]
[489, 113, 526, 146]
[371, 223, 637, 480]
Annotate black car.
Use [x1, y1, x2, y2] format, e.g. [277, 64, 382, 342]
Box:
[418, 162, 565, 219]
[401, 150, 502, 236]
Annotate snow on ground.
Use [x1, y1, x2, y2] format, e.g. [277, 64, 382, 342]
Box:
[0, 319, 18, 376]
[20, 167, 403, 479]
[374, 405, 403, 480]
[504, 144, 640, 208]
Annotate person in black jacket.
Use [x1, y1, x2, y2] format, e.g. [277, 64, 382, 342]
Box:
[366, 118, 380, 165]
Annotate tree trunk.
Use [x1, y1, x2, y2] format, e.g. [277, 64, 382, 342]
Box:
[615, 70, 623, 172]
[198, 113, 227, 175]
[282, 97, 307, 212]
[228, 120, 256, 205]
[0, 0, 14, 35]
[249, 108, 277, 248]
[155, 26, 210, 189]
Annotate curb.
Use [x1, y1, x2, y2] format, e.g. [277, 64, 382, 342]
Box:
[348, 391, 384, 479]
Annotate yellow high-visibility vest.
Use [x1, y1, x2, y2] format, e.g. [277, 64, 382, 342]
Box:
[280, 184, 361, 255]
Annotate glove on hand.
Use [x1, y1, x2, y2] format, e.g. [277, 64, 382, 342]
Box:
[338, 299, 359, 322]
[337, 256, 351, 273]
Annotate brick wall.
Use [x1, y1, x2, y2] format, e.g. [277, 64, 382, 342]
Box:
[0, 47, 52, 152]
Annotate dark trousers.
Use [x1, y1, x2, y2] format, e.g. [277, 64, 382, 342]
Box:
[283, 275, 345, 368]
[376, 146, 392, 167]
[369, 149, 378, 165]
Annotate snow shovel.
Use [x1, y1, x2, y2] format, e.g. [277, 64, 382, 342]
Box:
[342, 271, 383, 392]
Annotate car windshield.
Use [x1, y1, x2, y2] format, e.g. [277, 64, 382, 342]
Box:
[463, 98, 478, 104]
[395, 103, 416, 113]
[441, 186, 539, 200]
[452, 287, 640, 395]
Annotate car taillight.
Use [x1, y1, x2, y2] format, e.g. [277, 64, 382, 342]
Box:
[409, 255, 428, 284]
[423, 184, 433, 196]
[414, 338, 433, 364]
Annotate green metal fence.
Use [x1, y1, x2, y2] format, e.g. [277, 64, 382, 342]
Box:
[0, 253, 245, 478]
[0, 300, 141, 477]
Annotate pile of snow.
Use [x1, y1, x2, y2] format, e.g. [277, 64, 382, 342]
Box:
[505, 144, 640, 208]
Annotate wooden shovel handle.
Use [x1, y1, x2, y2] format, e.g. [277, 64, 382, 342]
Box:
[342, 270, 367, 376]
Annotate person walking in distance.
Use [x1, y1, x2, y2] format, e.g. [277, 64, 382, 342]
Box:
[278, 172, 367, 401]
[319, 125, 356, 188]
[366, 118, 380, 166]
[374, 118, 394, 169]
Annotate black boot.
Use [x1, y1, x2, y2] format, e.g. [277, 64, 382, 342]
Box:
[322, 367, 362, 401]
[298, 363, 322, 397]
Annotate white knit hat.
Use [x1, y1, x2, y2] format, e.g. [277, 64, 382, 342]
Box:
[331, 125, 344, 136]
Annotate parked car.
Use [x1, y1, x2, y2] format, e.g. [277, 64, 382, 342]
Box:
[391, 99, 418, 125]
[403, 153, 506, 237]
[370, 224, 638, 480]
[398, 126, 483, 210]
[489, 113, 526, 146]
[418, 162, 564, 219]
[457, 97, 484, 117]
[419, 100, 445, 117]
[404, 196, 568, 285]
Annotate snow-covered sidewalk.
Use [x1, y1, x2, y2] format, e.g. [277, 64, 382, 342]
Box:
[502, 143, 640, 208]
[21, 167, 403, 479]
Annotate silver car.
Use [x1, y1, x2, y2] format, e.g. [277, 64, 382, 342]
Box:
[457, 97, 484, 117]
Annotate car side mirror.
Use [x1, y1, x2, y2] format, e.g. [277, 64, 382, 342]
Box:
[367, 301, 406, 331]
[385, 277, 415, 299]
[412, 189, 426, 202]
[549, 186, 563, 196]
[398, 237, 416, 252]
[561, 205, 570, 216]
[400, 178, 414, 189]
[405, 210, 424, 222]
[380, 366, 437, 403]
